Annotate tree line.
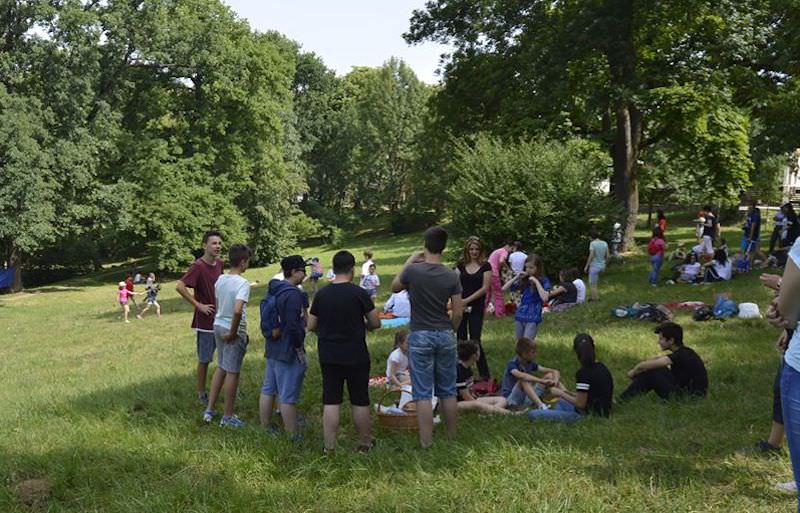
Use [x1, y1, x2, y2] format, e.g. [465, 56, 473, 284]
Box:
[2, 0, 799, 289]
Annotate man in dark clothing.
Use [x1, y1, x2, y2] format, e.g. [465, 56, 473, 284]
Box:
[620, 322, 708, 401]
[259, 255, 309, 439]
[308, 250, 380, 452]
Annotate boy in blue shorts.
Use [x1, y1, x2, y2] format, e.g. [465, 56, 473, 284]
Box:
[260, 255, 309, 440]
[501, 337, 561, 411]
[203, 244, 251, 427]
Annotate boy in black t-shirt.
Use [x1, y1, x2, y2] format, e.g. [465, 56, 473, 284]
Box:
[620, 322, 708, 401]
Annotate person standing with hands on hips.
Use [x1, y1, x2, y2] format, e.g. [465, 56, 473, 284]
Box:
[392, 226, 463, 448]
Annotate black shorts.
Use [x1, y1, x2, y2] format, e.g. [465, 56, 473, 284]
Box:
[320, 362, 371, 406]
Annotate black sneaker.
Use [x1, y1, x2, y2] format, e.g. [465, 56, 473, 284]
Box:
[739, 440, 781, 456]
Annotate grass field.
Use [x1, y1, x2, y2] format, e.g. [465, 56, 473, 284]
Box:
[1, 218, 796, 512]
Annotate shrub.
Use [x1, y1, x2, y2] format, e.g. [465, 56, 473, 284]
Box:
[390, 206, 439, 234]
[448, 135, 620, 269]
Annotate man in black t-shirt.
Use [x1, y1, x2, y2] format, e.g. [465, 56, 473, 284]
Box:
[620, 322, 708, 401]
[308, 250, 381, 452]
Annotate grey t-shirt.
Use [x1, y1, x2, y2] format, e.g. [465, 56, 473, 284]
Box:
[400, 262, 462, 331]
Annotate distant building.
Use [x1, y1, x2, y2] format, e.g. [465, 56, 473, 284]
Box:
[783, 149, 800, 203]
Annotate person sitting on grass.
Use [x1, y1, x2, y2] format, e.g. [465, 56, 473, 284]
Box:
[667, 252, 702, 284]
[529, 333, 614, 423]
[501, 337, 561, 411]
[701, 248, 732, 283]
[203, 244, 252, 428]
[384, 289, 411, 318]
[571, 267, 587, 304]
[456, 341, 513, 414]
[548, 268, 579, 312]
[619, 322, 708, 401]
[386, 329, 411, 388]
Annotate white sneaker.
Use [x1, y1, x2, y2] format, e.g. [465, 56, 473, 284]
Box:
[775, 481, 797, 492]
[538, 404, 550, 410]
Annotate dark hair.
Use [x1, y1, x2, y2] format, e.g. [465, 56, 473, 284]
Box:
[202, 230, 223, 244]
[655, 322, 683, 346]
[573, 333, 596, 369]
[657, 209, 665, 221]
[460, 236, 487, 265]
[589, 227, 599, 239]
[458, 340, 479, 361]
[393, 329, 408, 348]
[502, 239, 513, 247]
[228, 244, 251, 267]
[363, 250, 374, 259]
[513, 240, 523, 251]
[332, 250, 356, 275]
[652, 226, 663, 239]
[558, 268, 571, 282]
[515, 337, 536, 355]
[685, 252, 697, 263]
[568, 267, 581, 281]
[524, 253, 545, 278]
[424, 226, 448, 254]
[703, 204, 712, 213]
[713, 248, 727, 264]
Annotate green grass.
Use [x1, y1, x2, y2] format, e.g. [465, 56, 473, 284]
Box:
[1, 219, 795, 512]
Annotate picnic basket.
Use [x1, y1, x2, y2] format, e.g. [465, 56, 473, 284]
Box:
[375, 388, 418, 431]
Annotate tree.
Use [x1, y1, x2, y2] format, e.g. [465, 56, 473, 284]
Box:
[406, 0, 763, 247]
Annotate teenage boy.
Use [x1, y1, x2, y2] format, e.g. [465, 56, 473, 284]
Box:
[308, 250, 381, 452]
[203, 244, 251, 427]
[176, 230, 224, 405]
[620, 322, 708, 401]
[391, 226, 463, 448]
[260, 255, 309, 439]
[501, 337, 561, 410]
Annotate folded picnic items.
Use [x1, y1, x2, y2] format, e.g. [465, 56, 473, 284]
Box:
[612, 295, 761, 323]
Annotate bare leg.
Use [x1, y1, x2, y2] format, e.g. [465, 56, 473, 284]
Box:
[222, 372, 239, 417]
[769, 421, 785, 447]
[352, 405, 372, 447]
[590, 284, 599, 302]
[520, 380, 546, 408]
[207, 367, 226, 412]
[416, 399, 434, 448]
[197, 362, 210, 395]
[280, 403, 300, 435]
[323, 404, 341, 450]
[440, 396, 458, 439]
[155, 301, 161, 317]
[260, 394, 276, 427]
[123, 304, 130, 322]
[137, 304, 149, 319]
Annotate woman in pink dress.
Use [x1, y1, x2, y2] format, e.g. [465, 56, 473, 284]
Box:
[487, 241, 514, 317]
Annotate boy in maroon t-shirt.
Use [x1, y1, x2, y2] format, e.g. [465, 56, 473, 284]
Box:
[176, 230, 224, 405]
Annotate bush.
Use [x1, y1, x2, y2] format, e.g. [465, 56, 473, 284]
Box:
[448, 136, 620, 270]
[390, 206, 439, 235]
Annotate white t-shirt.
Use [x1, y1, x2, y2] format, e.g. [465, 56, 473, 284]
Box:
[713, 260, 732, 280]
[386, 347, 409, 379]
[680, 262, 701, 281]
[784, 238, 800, 372]
[214, 274, 251, 332]
[573, 278, 586, 303]
[508, 251, 527, 273]
[361, 259, 374, 277]
[384, 291, 411, 317]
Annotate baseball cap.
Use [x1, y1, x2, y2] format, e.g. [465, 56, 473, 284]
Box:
[281, 255, 308, 273]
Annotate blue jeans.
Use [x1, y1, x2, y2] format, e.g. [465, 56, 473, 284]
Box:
[781, 362, 800, 511]
[527, 399, 583, 423]
[261, 357, 307, 404]
[408, 330, 457, 401]
[649, 254, 663, 285]
[515, 321, 539, 340]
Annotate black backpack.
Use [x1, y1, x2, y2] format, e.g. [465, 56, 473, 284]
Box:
[692, 306, 714, 321]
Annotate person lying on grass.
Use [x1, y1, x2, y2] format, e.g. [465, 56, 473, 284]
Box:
[529, 333, 614, 423]
[500, 337, 561, 411]
[456, 341, 512, 414]
[619, 322, 708, 401]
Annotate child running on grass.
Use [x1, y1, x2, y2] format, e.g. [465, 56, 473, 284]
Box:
[456, 341, 512, 414]
[116, 281, 141, 323]
[529, 333, 614, 423]
[137, 273, 161, 319]
[386, 329, 411, 388]
[503, 254, 550, 339]
[203, 244, 252, 428]
[501, 337, 561, 411]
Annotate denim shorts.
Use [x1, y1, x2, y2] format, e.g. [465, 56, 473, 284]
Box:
[261, 357, 307, 404]
[588, 263, 605, 285]
[506, 382, 546, 409]
[213, 326, 248, 373]
[408, 330, 457, 401]
[196, 331, 216, 364]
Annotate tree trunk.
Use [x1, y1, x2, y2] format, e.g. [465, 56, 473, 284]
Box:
[9, 246, 22, 292]
[611, 98, 642, 251]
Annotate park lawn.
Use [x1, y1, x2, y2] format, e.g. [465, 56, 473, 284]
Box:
[0, 220, 795, 512]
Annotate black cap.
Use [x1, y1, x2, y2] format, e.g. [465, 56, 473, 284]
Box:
[281, 255, 307, 273]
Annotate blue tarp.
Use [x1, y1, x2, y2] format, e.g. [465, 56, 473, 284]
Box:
[380, 317, 410, 329]
[0, 268, 16, 289]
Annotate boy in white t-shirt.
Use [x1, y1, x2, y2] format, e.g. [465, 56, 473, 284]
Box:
[361, 250, 374, 278]
[203, 244, 252, 428]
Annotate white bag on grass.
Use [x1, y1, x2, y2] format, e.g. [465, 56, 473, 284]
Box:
[737, 302, 761, 319]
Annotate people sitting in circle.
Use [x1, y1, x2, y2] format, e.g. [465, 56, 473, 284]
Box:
[619, 322, 708, 401]
[667, 252, 702, 284]
[384, 289, 411, 318]
[548, 268, 579, 312]
[701, 248, 732, 283]
[529, 333, 614, 423]
[500, 337, 561, 411]
[455, 341, 512, 414]
[386, 330, 410, 388]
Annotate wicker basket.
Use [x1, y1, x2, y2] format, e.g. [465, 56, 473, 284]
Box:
[375, 388, 418, 431]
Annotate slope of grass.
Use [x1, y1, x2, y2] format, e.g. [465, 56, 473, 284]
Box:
[0, 218, 794, 512]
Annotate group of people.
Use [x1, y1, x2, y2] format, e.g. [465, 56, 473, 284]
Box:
[116, 272, 161, 322]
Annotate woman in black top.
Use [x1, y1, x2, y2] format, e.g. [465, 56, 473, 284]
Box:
[456, 236, 492, 379]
